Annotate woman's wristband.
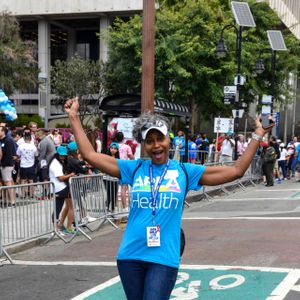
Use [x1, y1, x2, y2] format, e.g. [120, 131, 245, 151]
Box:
[252, 132, 263, 142]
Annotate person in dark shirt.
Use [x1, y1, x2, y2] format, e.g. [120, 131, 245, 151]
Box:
[67, 141, 96, 224]
[0, 126, 17, 206]
[67, 141, 90, 175]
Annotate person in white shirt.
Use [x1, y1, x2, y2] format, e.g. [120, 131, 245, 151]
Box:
[219, 132, 235, 163]
[49, 146, 76, 234]
[278, 143, 288, 180]
[16, 133, 38, 196]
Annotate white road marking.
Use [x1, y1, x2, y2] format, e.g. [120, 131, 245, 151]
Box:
[7, 260, 117, 266]
[290, 284, 300, 292]
[182, 217, 300, 220]
[8, 260, 300, 274]
[214, 197, 300, 201]
[71, 275, 120, 300]
[255, 189, 300, 192]
[267, 270, 300, 300]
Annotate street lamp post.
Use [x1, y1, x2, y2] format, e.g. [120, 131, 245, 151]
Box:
[216, 24, 243, 160]
[255, 48, 277, 136]
[217, 1, 256, 160]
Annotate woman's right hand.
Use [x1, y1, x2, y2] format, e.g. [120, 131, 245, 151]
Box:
[64, 97, 79, 116]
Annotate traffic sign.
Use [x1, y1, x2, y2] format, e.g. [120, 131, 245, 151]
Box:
[232, 109, 244, 118]
[224, 86, 237, 105]
[234, 74, 246, 86]
[214, 117, 234, 133]
[262, 95, 272, 104]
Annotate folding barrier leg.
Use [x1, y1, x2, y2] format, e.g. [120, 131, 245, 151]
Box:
[1, 248, 13, 265]
[184, 200, 190, 208]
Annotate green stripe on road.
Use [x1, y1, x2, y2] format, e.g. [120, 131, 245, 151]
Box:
[79, 267, 288, 300]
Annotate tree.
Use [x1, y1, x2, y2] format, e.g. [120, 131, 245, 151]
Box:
[103, 0, 300, 132]
[50, 55, 106, 125]
[0, 12, 38, 96]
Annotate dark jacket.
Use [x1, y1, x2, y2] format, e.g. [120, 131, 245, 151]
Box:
[1, 136, 16, 167]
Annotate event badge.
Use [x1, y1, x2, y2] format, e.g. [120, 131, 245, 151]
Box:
[146, 225, 161, 247]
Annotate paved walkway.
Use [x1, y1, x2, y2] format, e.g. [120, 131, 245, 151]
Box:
[2, 178, 300, 299]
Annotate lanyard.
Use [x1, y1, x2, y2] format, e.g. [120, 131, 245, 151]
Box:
[149, 160, 170, 225]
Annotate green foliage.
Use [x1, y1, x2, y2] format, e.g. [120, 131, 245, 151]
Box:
[0, 12, 38, 96]
[54, 122, 69, 128]
[51, 55, 106, 124]
[104, 0, 300, 124]
[5, 114, 44, 128]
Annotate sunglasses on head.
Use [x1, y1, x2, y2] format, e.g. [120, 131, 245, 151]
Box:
[141, 121, 165, 131]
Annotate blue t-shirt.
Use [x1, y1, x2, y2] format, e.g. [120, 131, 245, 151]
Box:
[188, 141, 197, 159]
[173, 136, 185, 156]
[297, 144, 300, 161]
[116, 159, 206, 268]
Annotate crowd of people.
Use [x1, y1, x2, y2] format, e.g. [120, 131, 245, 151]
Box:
[0, 118, 299, 236]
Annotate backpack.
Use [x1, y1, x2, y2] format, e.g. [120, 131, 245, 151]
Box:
[132, 160, 189, 257]
[263, 146, 276, 162]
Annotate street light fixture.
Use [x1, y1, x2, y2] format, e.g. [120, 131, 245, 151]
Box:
[216, 37, 228, 58]
[254, 58, 265, 74]
[254, 30, 287, 122]
[216, 1, 256, 160]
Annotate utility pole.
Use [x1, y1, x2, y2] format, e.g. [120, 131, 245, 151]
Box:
[141, 0, 155, 113]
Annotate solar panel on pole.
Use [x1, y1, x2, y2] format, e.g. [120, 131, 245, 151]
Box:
[231, 1, 256, 27]
[267, 30, 287, 51]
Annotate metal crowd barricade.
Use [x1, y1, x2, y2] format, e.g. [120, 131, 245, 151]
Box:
[221, 161, 247, 191]
[69, 173, 122, 241]
[251, 156, 263, 182]
[169, 149, 209, 164]
[0, 181, 55, 262]
[104, 175, 131, 218]
[199, 158, 263, 201]
[201, 161, 224, 200]
[0, 218, 12, 264]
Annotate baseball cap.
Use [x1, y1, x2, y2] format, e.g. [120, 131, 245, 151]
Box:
[56, 146, 68, 156]
[141, 121, 168, 140]
[109, 142, 119, 150]
[67, 141, 78, 152]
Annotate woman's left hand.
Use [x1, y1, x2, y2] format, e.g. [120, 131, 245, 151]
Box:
[255, 115, 275, 137]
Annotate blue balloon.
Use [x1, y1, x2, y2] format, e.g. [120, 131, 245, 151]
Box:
[0, 89, 18, 121]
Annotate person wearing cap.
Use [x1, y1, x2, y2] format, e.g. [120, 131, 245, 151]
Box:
[49, 145, 76, 234]
[219, 131, 235, 163]
[65, 97, 273, 300]
[103, 142, 120, 213]
[278, 143, 288, 180]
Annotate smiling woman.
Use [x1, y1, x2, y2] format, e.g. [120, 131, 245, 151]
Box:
[64, 96, 273, 300]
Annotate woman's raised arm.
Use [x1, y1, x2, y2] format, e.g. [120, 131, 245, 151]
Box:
[64, 97, 120, 178]
[200, 116, 273, 186]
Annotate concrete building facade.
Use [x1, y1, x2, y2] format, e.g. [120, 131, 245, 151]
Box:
[0, 0, 142, 126]
[0, 1, 299, 138]
[264, 0, 300, 139]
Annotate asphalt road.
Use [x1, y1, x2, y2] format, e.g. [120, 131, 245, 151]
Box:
[1, 179, 300, 299]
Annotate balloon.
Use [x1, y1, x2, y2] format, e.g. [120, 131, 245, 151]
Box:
[0, 89, 18, 121]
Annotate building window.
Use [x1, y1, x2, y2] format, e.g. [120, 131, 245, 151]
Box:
[76, 43, 90, 60]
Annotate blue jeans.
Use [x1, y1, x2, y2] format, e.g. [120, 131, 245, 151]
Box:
[117, 259, 178, 300]
[278, 160, 287, 179]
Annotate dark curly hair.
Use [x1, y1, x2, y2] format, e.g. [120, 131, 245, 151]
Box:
[132, 111, 169, 143]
